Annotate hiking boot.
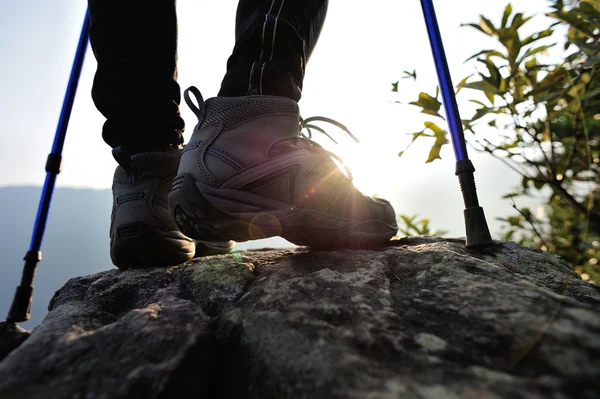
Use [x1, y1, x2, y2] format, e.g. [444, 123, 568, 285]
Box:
[110, 146, 233, 269]
[168, 87, 398, 249]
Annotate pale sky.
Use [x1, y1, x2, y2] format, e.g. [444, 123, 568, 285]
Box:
[0, 0, 560, 238]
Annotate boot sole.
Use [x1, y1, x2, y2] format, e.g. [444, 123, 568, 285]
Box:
[168, 174, 397, 249]
[111, 222, 196, 270]
[195, 239, 236, 257]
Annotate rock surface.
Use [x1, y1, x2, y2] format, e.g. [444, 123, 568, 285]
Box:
[0, 237, 599, 399]
[0, 322, 31, 361]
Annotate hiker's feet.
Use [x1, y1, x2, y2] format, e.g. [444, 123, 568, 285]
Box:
[110, 147, 233, 270]
[169, 88, 398, 249]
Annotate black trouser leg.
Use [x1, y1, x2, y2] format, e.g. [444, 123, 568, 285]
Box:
[89, 0, 327, 149]
[219, 0, 329, 102]
[88, 0, 184, 150]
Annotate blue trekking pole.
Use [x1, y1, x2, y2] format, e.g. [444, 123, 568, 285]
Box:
[420, 0, 492, 247]
[2, 10, 90, 330]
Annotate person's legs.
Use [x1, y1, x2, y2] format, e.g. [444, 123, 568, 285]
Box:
[170, 0, 398, 249]
[219, 0, 328, 101]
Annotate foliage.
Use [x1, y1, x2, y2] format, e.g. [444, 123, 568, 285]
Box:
[396, 0, 600, 283]
[396, 214, 449, 238]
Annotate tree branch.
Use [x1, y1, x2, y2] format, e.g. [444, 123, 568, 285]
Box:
[510, 197, 547, 248]
[514, 120, 555, 177]
[546, 116, 558, 174]
[478, 138, 531, 177]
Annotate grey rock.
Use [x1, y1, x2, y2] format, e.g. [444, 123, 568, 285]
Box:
[0, 322, 31, 362]
[0, 238, 599, 399]
[414, 333, 447, 352]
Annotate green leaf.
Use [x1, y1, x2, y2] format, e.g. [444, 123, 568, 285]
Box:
[511, 74, 527, 102]
[426, 144, 443, 163]
[456, 75, 472, 94]
[549, 9, 597, 38]
[391, 81, 399, 92]
[517, 44, 556, 66]
[411, 92, 440, 110]
[525, 58, 538, 70]
[480, 15, 497, 35]
[462, 119, 475, 133]
[410, 130, 429, 142]
[505, 230, 516, 241]
[580, 0, 600, 18]
[398, 127, 434, 159]
[508, 13, 532, 32]
[469, 99, 487, 107]
[402, 70, 417, 80]
[424, 122, 449, 163]
[499, 77, 508, 92]
[502, 4, 513, 28]
[409, 92, 444, 119]
[507, 216, 523, 227]
[567, 25, 589, 46]
[522, 29, 554, 46]
[478, 58, 501, 88]
[525, 58, 540, 81]
[420, 109, 445, 119]
[472, 106, 496, 121]
[465, 49, 506, 63]
[461, 23, 489, 35]
[424, 121, 445, 137]
[400, 214, 417, 230]
[488, 120, 497, 127]
[462, 80, 500, 94]
[503, 36, 523, 65]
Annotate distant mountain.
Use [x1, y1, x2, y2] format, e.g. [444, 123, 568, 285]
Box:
[0, 186, 293, 329]
[0, 186, 113, 329]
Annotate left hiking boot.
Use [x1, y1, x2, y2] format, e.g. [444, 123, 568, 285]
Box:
[110, 146, 233, 270]
[168, 87, 398, 249]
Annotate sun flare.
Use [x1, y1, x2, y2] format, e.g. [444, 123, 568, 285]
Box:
[329, 142, 397, 198]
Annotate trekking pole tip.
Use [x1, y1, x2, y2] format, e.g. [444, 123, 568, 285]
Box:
[464, 206, 493, 248]
[455, 160, 493, 248]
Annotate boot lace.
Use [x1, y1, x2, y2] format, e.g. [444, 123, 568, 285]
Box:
[300, 116, 360, 182]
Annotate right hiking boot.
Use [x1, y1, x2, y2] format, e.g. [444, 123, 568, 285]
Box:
[168, 87, 398, 249]
[110, 146, 233, 270]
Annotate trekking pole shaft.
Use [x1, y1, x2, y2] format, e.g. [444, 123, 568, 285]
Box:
[419, 0, 492, 247]
[7, 10, 90, 323]
[420, 0, 467, 161]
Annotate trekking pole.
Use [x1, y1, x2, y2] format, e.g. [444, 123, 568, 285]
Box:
[3, 10, 90, 329]
[420, 0, 492, 247]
